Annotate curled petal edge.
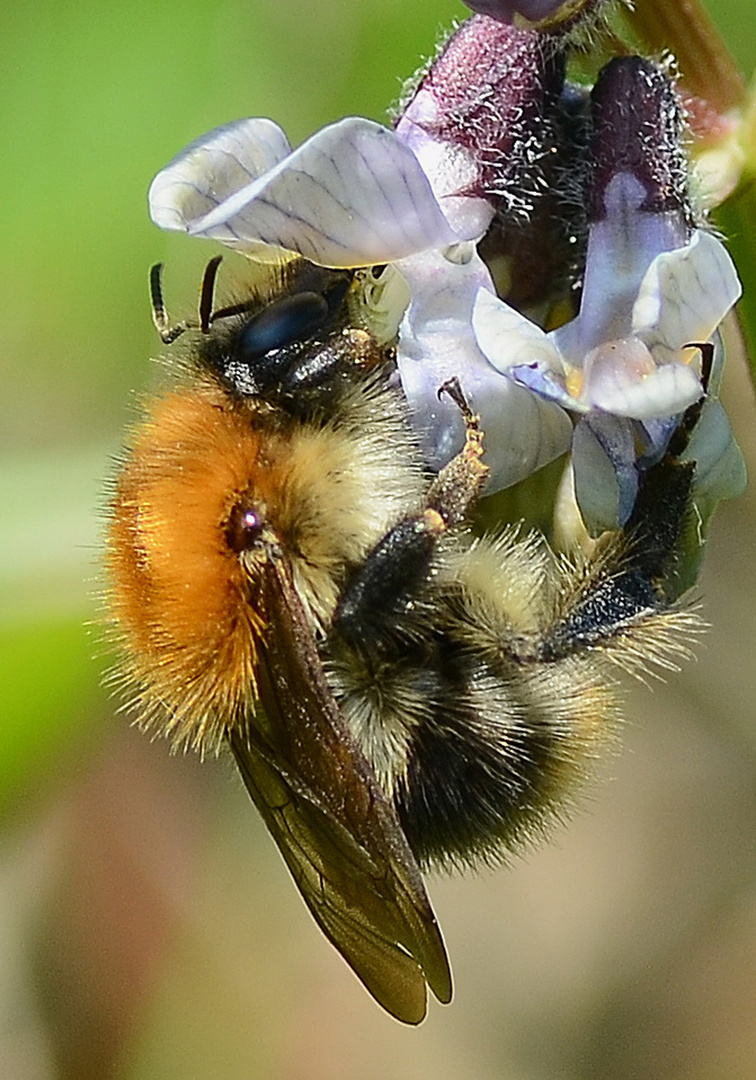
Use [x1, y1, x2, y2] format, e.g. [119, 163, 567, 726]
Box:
[166, 117, 460, 268]
[149, 117, 292, 232]
[632, 229, 743, 362]
[472, 288, 561, 373]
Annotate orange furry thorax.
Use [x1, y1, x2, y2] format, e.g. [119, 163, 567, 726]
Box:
[106, 382, 286, 749]
[104, 369, 418, 751]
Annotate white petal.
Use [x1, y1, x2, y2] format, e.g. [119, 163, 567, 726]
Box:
[397, 250, 571, 490]
[632, 229, 742, 362]
[478, 382, 573, 493]
[582, 338, 702, 418]
[395, 102, 495, 240]
[148, 118, 292, 231]
[184, 117, 459, 267]
[472, 288, 561, 373]
[553, 177, 686, 365]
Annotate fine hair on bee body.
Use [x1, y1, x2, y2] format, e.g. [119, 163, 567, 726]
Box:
[105, 252, 700, 1024]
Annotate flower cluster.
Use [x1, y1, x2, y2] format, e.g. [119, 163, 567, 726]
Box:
[148, 8, 745, 560]
[473, 56, 745, 532]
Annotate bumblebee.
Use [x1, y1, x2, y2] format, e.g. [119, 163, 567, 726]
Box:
[105, 254, 699, 1024]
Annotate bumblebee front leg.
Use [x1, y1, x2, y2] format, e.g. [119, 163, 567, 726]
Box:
[426, 378, 489, 527]
[334, 380, 488, 653]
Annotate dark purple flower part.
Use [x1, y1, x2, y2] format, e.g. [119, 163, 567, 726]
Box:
[474, 57, 744, 531]
[395, 15, 564, 229]
[461, 0, 600, 27]
[588, 57, 690, 224]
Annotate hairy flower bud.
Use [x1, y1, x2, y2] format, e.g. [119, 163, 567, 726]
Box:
[588, 57, 689, 223]
[395, 15, 564, 230]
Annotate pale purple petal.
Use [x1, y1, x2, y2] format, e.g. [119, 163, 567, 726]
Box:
[397, 249, 571, 490]
[472, 287, 561, 373]
[508, 363, 580, 412]
[395, 102, 495, 240]
[149, 118, 292, 232]
[632, 230, 743, 363]
[582, 338, 702, 418]
[572, 416, 639, 533]
[552, 173, 686, 365]
[635, 415, 679, 464]
[183, 118, 459, 267]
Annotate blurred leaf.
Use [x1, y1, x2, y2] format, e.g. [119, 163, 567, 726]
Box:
[0, 618, 103, 814]
[717, 185, 756, 388]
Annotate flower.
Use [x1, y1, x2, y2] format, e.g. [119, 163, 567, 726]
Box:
[472, 57, 746, 532]
[148, 17, 574, 492]
[462, 0, 601, 26]
[474, 200, 743, 528]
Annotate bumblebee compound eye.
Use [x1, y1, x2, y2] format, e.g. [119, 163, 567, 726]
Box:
[225, 502, 266, 553]
[220, 289, 341, 400]
[234, 291, 330, 366]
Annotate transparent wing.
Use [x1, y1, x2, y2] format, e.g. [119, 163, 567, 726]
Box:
[228, 562, 452, 1024]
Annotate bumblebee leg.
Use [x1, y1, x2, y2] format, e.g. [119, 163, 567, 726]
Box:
[541, 443, 696, 662]
[334, 382, 489, 652]
[426, 378, 489, 527]
[333, 511, 446, 651]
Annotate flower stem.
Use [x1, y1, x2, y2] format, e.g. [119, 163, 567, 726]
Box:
[620, 0, 745, 114]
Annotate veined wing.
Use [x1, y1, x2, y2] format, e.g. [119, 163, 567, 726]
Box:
[228, 561, 452, 1024]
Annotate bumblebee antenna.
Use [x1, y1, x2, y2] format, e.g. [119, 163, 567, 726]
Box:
[150, 263, 189, 344]
[668, 341, 716, 456]
[150, 256, 225, 344]
[198, 255, 223, 333]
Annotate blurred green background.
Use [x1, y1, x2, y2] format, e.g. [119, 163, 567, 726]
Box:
[1, 2, 755, 1078]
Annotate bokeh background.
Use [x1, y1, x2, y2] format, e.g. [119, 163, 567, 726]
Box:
[2, 1, 756, 1077]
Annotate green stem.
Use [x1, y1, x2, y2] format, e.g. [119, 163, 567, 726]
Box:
[620, 0, 745, 113]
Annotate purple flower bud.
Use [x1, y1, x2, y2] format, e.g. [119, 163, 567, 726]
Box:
[395, 15, 564, 222]
[462, 0, 600, 27]
[588, 57, 689, 223]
